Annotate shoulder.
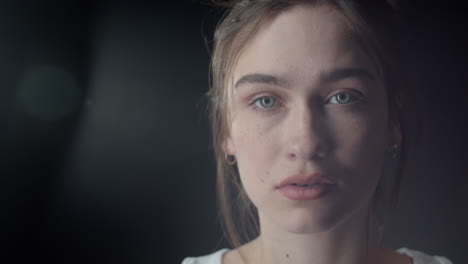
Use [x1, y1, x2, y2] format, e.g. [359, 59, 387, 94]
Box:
[396, 248, 454, 264]
[181, 249, 230, 264]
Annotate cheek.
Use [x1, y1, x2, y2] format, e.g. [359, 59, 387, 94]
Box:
[230, 119, 280, 199]
[331, 103, 387, 154]
[232, 112, 278, 162]
[330, 110, 388, 190]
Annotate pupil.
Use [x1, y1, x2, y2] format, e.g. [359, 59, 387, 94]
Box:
[338, 93, 349, 103]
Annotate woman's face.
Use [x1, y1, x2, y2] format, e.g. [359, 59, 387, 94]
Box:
[225, 5, 399, 234]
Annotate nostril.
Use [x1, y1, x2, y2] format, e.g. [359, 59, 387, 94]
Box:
[289, 150, 326, 161]
[312, 151, 326, 159]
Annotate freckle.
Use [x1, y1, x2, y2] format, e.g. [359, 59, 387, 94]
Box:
[286, 253, 289, 258]
[260, 178, 264, 183]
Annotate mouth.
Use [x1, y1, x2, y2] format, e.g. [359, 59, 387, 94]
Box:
[292, 183, 319, 186]
[276, 173, 336, 200]
[277, 182, 335, 200]
[277, 173, 336, 188]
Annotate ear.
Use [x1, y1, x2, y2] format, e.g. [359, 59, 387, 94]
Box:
[224, 136, 236, 155]
[388, 121, 402, 148]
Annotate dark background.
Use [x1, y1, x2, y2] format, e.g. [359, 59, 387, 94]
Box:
[1, 0, 467, 263]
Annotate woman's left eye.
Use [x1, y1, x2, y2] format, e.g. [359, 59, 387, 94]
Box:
[328, 90, 363, 104]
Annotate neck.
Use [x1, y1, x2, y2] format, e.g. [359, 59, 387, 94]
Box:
[248, 203, 379, 264]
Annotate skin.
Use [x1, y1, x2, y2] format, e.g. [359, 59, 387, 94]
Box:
[223, 5, 408, 264]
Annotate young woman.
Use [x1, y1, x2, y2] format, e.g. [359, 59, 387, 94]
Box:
[184, 1, 453, 263]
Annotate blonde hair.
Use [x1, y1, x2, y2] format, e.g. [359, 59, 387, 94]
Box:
[207, 0, 409, 249]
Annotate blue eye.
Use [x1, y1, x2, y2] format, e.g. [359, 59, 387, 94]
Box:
[254, 96, 277, 109]
[328, 91, 362, 104]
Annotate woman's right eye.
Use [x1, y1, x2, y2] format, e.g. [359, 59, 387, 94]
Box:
[252, 96, 277, 110]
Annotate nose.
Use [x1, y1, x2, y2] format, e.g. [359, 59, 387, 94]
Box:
[285, 102, 329, 161]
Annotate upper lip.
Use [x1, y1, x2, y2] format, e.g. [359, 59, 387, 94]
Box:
[276, 173, 336, 188]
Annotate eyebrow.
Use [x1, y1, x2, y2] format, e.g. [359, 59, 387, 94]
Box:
[234, 68, 375, 89]
[234, 73, 288, 89]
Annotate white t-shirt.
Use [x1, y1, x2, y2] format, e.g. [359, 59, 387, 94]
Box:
[182, 248, 453, 264]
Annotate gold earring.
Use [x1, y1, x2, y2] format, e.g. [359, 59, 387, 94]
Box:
[225, 153, 237, 165]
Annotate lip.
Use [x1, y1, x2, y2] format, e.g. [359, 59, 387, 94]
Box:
[276, 173, 336, 188]
[276, 173, 336, 201]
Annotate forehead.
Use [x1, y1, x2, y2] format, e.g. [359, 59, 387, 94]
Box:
[231, 5, 378, 87]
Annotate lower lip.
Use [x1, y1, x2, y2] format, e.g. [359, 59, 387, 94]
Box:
[277, 183, 335, 200]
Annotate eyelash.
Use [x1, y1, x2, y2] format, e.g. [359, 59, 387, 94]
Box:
[327, 89, 364, 104]
[249, 95, 282, 112]
[248, 89, 364, 111]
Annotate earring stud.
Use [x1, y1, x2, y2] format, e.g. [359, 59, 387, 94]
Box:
[391, 144, 399, 159]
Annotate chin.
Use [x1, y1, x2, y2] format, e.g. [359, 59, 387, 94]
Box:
[275, 206, 345, 234]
